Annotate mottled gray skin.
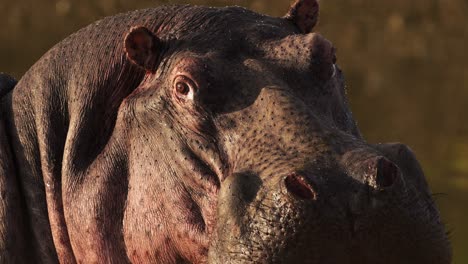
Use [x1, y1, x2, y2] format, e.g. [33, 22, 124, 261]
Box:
[0, 1, 450, 263]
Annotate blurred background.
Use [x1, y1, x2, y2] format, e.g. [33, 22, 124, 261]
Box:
[0, 0, 467, 262]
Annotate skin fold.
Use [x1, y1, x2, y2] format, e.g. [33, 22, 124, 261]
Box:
[0, 1, 450, 263]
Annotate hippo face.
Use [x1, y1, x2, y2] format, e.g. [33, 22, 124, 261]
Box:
[0, 0, 450, 263]
[116, 1, 450, 263]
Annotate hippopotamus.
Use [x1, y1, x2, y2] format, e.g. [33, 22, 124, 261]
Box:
[0, 0, 451, 263]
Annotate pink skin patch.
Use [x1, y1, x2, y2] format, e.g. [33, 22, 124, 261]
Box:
[284, 173, 317, 200]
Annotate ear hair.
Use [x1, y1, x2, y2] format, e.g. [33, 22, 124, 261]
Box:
[124, 26, 162, 72]
[284, 0, 320, 33]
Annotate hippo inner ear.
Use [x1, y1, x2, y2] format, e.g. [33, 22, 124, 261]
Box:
[284, 0, 319, 33]
[124, 26, 162, 71]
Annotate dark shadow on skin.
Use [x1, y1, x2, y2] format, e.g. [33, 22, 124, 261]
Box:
[231, 171, 263, 204]
[222, 171, 263, 230]
[0, 74, 16, 98]
[0, 84, 39, 261]
[200, 61, 274, 115]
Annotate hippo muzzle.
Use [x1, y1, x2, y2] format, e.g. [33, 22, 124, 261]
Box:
[207, 87, 450, 263]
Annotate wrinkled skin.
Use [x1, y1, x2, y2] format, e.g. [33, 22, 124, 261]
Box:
[0, 1, 451, 263]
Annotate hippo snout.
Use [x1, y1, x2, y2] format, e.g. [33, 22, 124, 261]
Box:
[209, 142, 449, 263]
[282, 156, 403, 210]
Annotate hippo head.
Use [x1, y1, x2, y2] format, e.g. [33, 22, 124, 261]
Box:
[119, 1, 450, 263]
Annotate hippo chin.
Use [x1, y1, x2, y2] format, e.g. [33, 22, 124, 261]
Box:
[0, 0, 450, 263]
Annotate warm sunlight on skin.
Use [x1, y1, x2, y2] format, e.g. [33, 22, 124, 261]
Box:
[1, 0, 465, 263]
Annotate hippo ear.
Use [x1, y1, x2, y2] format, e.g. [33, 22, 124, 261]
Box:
[124, 26, 162, 72]
[284, 0, 319, 33]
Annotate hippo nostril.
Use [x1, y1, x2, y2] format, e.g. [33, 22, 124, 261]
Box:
[284, 173, 317, 200]
[375, 157, 400, 189]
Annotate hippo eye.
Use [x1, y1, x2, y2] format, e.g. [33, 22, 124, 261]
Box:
[176, 82, 190, 95]
[174, 75, 197, 101]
